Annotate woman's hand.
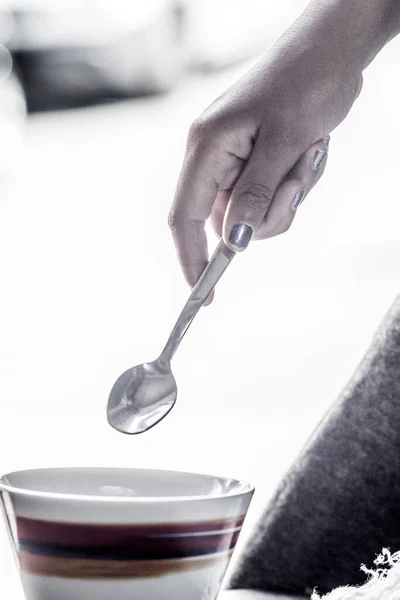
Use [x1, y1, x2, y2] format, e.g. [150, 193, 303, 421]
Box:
[169, 0, 397, 292]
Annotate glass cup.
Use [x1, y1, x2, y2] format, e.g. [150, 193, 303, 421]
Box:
[0, 467, 254, 600]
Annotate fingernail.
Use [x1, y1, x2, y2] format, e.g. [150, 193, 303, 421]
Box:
[228, 223, 253, 250]
[313, 150, 327, 169]
[323, 136, 330, 147]
[292, 189, 306, 210]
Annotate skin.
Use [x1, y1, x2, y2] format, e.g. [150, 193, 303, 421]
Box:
[169, 0, 400, 303]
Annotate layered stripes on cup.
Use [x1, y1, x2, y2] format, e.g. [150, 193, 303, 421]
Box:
[16, 515, 246, 579]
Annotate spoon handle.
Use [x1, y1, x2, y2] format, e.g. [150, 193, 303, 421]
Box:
[160, 240, 235, 362]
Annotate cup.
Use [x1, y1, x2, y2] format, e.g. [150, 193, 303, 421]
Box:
[0, 467, 254, 600]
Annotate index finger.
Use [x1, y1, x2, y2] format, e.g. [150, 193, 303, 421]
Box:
[168, 142, 219, 288]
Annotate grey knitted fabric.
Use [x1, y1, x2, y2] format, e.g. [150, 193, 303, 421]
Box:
[229, 295, 400, 597]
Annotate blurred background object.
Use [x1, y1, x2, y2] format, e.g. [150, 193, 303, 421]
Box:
[0, 0, 277, 185]
[0, 0, 274, 112]
[0, 41, 26, 183]
[3, 0, 190, 110]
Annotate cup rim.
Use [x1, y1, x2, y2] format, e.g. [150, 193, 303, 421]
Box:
[0, 466, 255, 503]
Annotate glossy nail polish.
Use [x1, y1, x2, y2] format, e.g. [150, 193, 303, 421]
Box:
[323, 136, 330, 147]
[313, 150, 327, 169]
[292, 189, 306, 209]
[229, 223, 253, 250]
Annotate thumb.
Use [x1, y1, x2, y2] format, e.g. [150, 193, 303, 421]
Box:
[223, 135, 301, 251]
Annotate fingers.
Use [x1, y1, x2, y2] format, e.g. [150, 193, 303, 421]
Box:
[210, 190, 231, 238]
[170, 110, 331, 292]
[169, 120, 251, 288]
[168, 157, 218, 288]
[290, 136, 329, 192]
[251, 178, 303, 240]
[254, 137, 329, 240]
[222, 134, 302, 252]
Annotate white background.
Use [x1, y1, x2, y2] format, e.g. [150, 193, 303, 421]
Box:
[1, 0, 400, 596]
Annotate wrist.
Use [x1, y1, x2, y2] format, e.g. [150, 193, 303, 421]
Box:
[304, 0, 400, 70]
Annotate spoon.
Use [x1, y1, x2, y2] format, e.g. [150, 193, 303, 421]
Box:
[107, 240, 235, 434]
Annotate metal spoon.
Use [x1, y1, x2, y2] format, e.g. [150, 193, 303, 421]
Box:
[107, 240, 235, 435]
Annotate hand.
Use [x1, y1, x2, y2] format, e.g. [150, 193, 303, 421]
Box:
[169, 0, 366, 293]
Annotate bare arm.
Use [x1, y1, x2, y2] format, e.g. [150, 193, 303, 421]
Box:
[169, 0, 400, 293]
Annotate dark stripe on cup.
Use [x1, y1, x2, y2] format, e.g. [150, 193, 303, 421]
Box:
[17, 515, 246, 546]
[19, 530, 240, 560]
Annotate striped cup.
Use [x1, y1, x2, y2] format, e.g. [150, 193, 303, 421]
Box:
[0, 467, 254, 600]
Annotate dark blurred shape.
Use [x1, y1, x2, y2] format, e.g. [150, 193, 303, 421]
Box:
[0, 0, 271, 113]
[0, 36, 26, 183]
[2, 0, 189, 112]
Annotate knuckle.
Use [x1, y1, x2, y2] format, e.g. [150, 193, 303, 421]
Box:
[167, 207, 182, 232]
[239, 184, 274, 214]
[275, 213, 294, 235]
[261, 216, 292, 238]
[279, 219, 292, 234]
[188, 117, 206, 143]
[356, 75, 364, 98]
[188, 108, 227, 151]
[188, 113, 217, 145]
[167, 212, 175, 231]
[291, 178, 304, 189]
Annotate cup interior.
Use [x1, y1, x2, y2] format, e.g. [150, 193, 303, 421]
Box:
[1, 467, 253, 500]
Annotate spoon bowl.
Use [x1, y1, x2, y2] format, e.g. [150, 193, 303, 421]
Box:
[107, 360, 177, 434]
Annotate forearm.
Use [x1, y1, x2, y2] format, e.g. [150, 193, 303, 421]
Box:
[262, 0, 400, 88]
[299, 0, 400, 70]
[240, 0, 400, 138]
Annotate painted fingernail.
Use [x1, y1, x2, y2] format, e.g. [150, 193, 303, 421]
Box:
[323, 136, 330, 147]
[313, 150, 327, 169]
[228, 223, 253, 250]
[292, 189, 306, 210]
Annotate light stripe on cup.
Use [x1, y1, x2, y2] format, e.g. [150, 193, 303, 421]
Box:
[19, 551, 235, 579]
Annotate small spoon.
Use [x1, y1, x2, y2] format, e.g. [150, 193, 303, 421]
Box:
[107, 240, 235, 435]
